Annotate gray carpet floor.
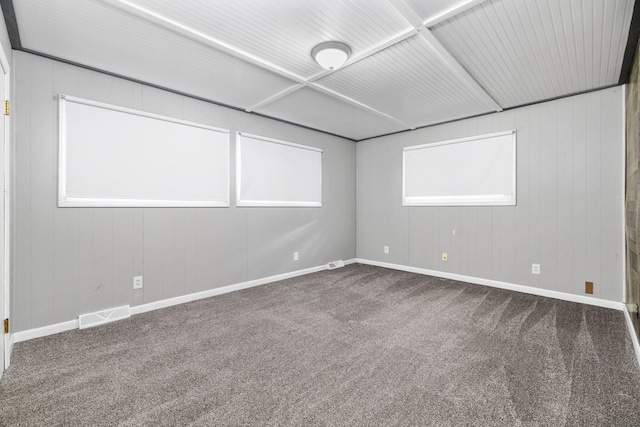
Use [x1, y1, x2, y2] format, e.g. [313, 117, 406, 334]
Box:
[1, 264, 640, 426]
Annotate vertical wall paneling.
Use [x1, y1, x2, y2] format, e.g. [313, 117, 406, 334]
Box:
[12, 51, 356, 332]
[13, 52, 31, 330]
[29, 55, 54, 327]
[495, 111, 517, 284]
[511, 108, 529, 286]
[571, 96, 588, 297]
[52, 61, 80, 324]
[527, 104, 541, 289]
[539, 100, 558, 291]
[599, 90, 623, 299]
[555, 93, 574, 293]
[89, 72, 115, 314]
[585, 90, 602, 298]
[110, 77, 137, 309]
[357, 86, 624, 303]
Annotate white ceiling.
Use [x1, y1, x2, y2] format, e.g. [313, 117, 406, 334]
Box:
[9, 0, 637, 140]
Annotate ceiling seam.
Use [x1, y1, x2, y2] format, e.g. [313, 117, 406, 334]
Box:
[384, 0, 504, 113]
[417, 29, 503, 112]
[311, 83, 414, 129]
[423, 0, 490, 28]
[245, 84, 306, 112]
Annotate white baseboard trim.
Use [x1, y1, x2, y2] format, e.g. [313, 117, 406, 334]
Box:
[354, 258, 624, 310]
[13, 319, 78, 343]
[12, 259, 358, 344]
[623, 308, 640, 369]
[130, 263, 335, 315]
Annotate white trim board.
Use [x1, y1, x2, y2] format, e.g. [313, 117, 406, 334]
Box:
[130, 260, 347, 316]
[12, 319, 79, 343]
[1, 41, 10, 373]
[12, 259, 357, 344]
[355, 258, 623, 309]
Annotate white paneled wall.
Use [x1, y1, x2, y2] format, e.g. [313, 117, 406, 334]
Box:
[11, 51, 356, 333]
[357, 87, 624, 302]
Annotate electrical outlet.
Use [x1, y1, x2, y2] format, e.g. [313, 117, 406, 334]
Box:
[384, 246, 389, 254]
[442, 253, 448, 262]
[531, 264, 540, 275]
[293, 251, 299, 261]
[585, 281, 593, 294]
[133, 276, 143, 290]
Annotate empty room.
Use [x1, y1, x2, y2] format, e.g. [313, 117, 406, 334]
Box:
[1, 0, 640, 425]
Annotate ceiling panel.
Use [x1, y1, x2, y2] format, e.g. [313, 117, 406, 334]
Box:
[15, 0, 298, 109]
[113, 0, 414, 80]
[256, 87, 405, 140]
[431, 0, 634, 108]
[316, 34, 496, 128]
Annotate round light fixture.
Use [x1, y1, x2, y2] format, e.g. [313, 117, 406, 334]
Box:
[311, 41, 351, 70]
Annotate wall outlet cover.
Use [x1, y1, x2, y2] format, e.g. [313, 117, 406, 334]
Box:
[442, 253, 448, 261]
[531, 264, 540, 275]
[133, 276, 143, 290]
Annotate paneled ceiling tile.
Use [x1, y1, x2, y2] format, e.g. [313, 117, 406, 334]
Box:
[256, 87, 406, 140]
[112, 0, 415, 80]
[431, 0, 634, 108]
[15, 0, 298, 109]
[316, 34, 496, 129]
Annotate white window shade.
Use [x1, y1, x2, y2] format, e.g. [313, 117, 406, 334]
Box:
[59, 94, 230, 207]
[236, 132, 322, 207]
[403, 130, 516, 206]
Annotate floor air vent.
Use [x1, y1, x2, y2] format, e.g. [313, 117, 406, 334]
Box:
[79, 305, 131, 329]
[327, 260, 345, 270]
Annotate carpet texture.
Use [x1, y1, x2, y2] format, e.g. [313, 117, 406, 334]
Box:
[1, 264, 640, 426]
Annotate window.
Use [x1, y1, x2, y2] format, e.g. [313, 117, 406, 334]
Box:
[59, 94, 230, 207]
[236, 132, 322, 207]
[403, 130, 516, 206]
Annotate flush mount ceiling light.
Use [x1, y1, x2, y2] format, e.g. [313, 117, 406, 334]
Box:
[311, 41, 351, 70]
